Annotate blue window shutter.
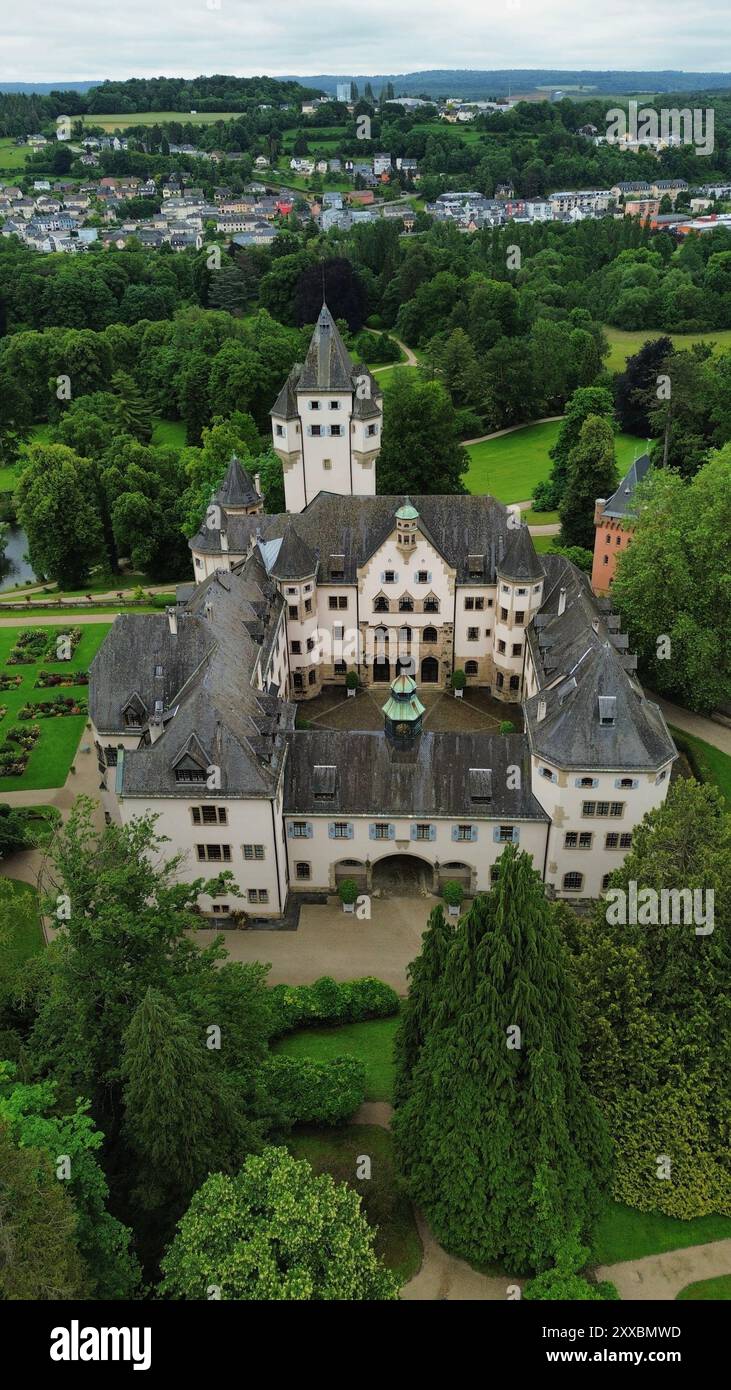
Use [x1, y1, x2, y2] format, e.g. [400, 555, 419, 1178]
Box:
[470, 826, 478, 842]
[493, 827, 501, 843]
[388, 824, 395, 840]
[512, 827, 520, 844]
[429, 825, 437, 841]
[452, 825, 459, 842]
[328, 824, 335, 839]
[394, 572, 399, 583]
[306, 823, 313, 839]
[410, 824, 418, 841]
[347, 824, 354, 839]
[369, 824, 377, 841]
[379, 572, 385, 584]
[427, 571, 432, 583]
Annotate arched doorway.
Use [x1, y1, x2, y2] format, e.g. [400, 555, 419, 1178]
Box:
[438, 860, 473, 893]
[372, 853, 433, 896]
[421, 655, 439, 683]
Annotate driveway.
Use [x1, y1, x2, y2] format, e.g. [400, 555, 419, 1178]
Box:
[597, 1239, 731, 1301]
[192, 895, 436, 992]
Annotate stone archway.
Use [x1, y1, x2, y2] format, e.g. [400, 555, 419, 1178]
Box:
[421, 655, 439, 683]
[372, 853, 434, 897]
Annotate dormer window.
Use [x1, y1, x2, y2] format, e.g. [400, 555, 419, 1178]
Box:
[154, 664, 163, 677]
[599, 695, 617, 727]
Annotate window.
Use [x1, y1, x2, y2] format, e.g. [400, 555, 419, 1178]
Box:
[292, 673, 304, 690]
[563, 872, 583, 892]
[329, 595, 348, 609]
[540, 766, 554, 780]
[247, 889, 269, 904]
[287, 586, 297, 595]
[610, 802, 624, 817]
[603, 555, 609, 566]
[374, 596, 389, 612]
[323, 458, 332, 470]
[399, 597, 413, 612]
[578, 832, 592, 849]
[290, 640, 301, 654]
[309, 400, 320, 410]
[517, 587, 526, 596]
[291, 822, 309, 838]
[295, 862, 311, 880]
[275, 424, 284, 437]
[655, 769, 668, 784]
[243, 844, 265, 860]
[334, 661, 346, 675]
[372, 823, 390, 839]
[465, 596, 485, 611]
[330, 424, 342, 437]
[618, 777, 635, 789]
[496, 672, 504, 689]
[211, 904, 230, 914]
[456, 824, 473, 841]
[424, 598, 439, 613]
[515, 610, 525, 624]
[304, 599, 312, 613]
[416, 570, 429, 583]
[367, 423, 378, 437]
[497, 639, 506, 655]
[467, 627, 479, 641]
[333, 624, 344, 640]
[175, 768, 206, 783]
[423, 627, 438, 643]
[308, 670, 317, 686]
[384, 570, 395, 583]
[509, 675, 520, 691]
[196, 844, 232, 862]
[500, 607, 509, 622]
[501, 584, 510, 594]
[511, 643, 522, 657]
[154, 663, 163, 677]
[288, 605, 298, 619]
[306, 637, 315, 652]
[465, 660, 478, 676]
[583, 801, 624, 818]
[329, 400, 340, 410]
[602, 873, 611, 891]
[414, 824, 432, 841]
[565, 831, 578, 848]
[490, 865, 500, 883]
[311, 424, 321, 437]
[497, 825, 514, 843]
[332, 822, 350, 838]
[191, 806, 227, 826]
[578, 776, 595, 788]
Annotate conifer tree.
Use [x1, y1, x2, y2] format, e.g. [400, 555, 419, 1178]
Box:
[111, 371, 153, 443]
[393, 903, 453, 1107]
[558, 415, 618, 550]
[392, 847, 611, 1272]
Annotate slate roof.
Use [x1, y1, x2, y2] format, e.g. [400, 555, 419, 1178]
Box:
[285, 730, 548, 821]
[91, 560, 295, 797]
[268, 523, 318, 580]
[601, 454, 650, 521]
[270, 303, 382, 418]
[215, 455, 260, 509]
[523, 555, 676, 771]
[498, 523, 544, 581]
[191, 492, 511, 585]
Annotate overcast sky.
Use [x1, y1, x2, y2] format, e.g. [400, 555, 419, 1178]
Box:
[4, 0, 731, 83]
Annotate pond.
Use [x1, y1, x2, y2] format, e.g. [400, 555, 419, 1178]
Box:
[0, 527, 36, 592]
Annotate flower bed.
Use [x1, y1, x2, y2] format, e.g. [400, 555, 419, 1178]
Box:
[19, 694, 88, 719]
[0, 674, 22, 691]
[7, 627, 83, 665]
[0, 723, 41, 775]
[34, 670, 89, 689]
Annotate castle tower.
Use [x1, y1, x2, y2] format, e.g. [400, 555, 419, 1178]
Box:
[268, 523, 321, 700]
[270, 303, 383, 513]
[381, 672, 425, 749]
[494, 524, 544, 702]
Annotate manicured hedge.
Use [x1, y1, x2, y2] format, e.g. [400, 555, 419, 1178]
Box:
[268, 976, 399, 1038]
[264, 1054, 366, 1125]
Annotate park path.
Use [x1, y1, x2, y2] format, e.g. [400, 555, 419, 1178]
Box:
[371, 337, 418, 372]
[462, 415, 564, 447]
[648, 692, 731, 757]
[0, 582, 172, 611]
[0, 613, 118, 627]
[597, 1239, 731, 1301]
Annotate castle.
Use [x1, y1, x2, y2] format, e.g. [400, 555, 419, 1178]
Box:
[89, 307, 676, 919]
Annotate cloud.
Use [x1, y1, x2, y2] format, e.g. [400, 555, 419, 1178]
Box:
[3, 0, 731, 82]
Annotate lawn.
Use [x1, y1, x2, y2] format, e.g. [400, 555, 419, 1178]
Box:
[372, 363, 419, 392]
[271, 1013, 400, 1102]
[603, 325, 731, 373]
[0, 877, 44, 976]
[592, 1202, 731, 1265]
[151, 417, 188, 449]
[0, 138, 32, 172]
[464, 421, 648, 503]
[531, 535, 556, 554]
[0, 622, 111, 791]
[287, 1123, 422, 1284]
[669, 726, 731, 812]
[677, 1275, 731, 1300]
[80, 112, 244, 130]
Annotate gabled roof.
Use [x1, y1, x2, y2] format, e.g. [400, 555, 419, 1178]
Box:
[498, 523, 543, 581]
[601, 454, 651, 521]
[298, 303, 355, 391]
[215, 455, 259, 510]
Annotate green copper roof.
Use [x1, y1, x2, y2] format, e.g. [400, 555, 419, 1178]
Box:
[390, 673, 416, 695]
[381, 672, 425, 722]
[395, 503, 419, 520]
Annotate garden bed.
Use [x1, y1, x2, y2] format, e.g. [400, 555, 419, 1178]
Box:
[6, 626, 82, 665]
[34, 669, 88, 689]
[19, 695, 88, 719]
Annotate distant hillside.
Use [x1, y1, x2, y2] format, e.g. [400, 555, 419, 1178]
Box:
[277, 69, 731, 99]
[0, 82, 101, 94]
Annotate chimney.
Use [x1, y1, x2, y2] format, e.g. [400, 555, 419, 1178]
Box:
[537, 698, 547, 723]
[167, 606, 177, 636]
[254, 472, 262, 497]
[594, 498, 606, 526]
[220, 530, 229, 553]
[558, 587, 567, 616]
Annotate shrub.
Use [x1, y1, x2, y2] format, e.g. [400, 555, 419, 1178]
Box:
[264, 1054, 366, 1125]
[345, 670, 359, 690]
[523, 1270, 619, 1300]
[338, 877, 359, 905]
[442, 879, 464, 908]
[499, 719, 515, 735]
[450, 669, 466, 692]
[268, 976, 399, 1037]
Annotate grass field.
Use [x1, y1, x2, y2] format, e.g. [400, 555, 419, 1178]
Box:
[604, 325, 731, 373]
[0, 877, 44, 977]
[272, 1013, 400, 1102]
[677, 1275, 731, 1300]
[669, 726, 731, 811]
[0, 622, 110, 791]
[288, 1124, 422, 1284]
[0, 138, 33, 172]
[150, 417, 188, 449]
[592, 1203, 731, 1265]
[372, 363, 419, 392]
[80, 111, 244, 130]
[464, 421, 648, 503]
